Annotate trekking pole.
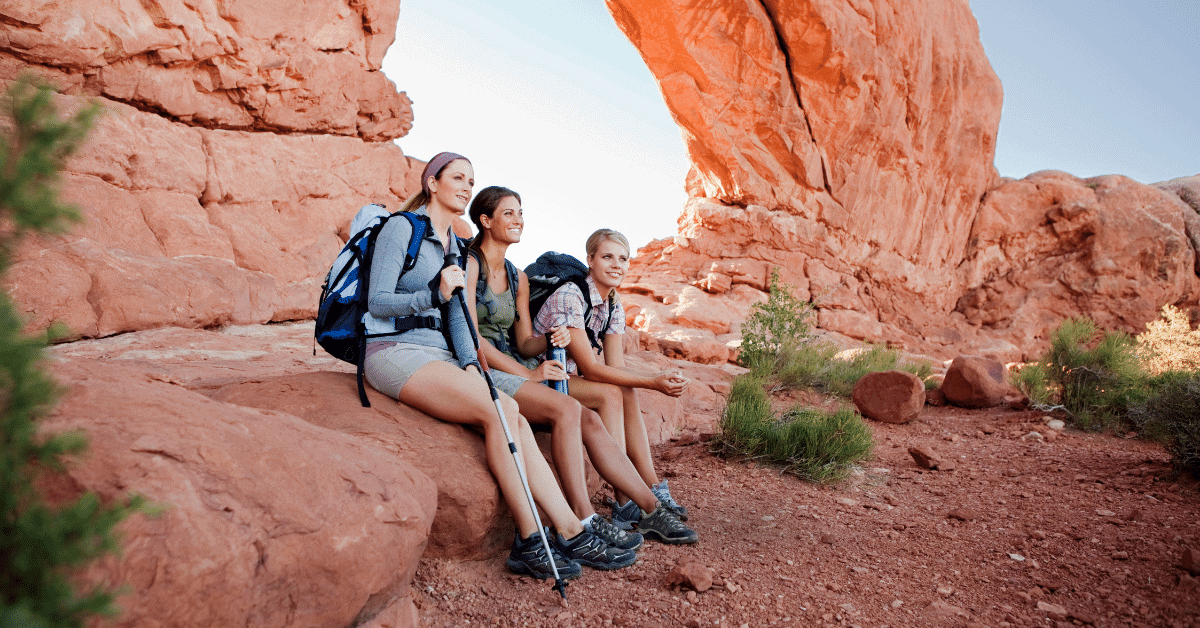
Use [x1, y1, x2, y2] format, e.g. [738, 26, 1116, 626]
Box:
[444, 254, 568, 600]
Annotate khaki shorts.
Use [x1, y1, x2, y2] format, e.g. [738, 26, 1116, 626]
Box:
[364, 342, 529, 400]
[364, 342, 456, 399]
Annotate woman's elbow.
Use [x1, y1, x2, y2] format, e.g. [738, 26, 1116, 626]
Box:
[575, 361, 603, 381]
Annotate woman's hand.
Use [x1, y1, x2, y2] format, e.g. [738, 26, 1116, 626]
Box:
[464, 363, 482, 377]
[654, 370, 689, 397]
[439, 264, 466, 302]
[532, 359, 567, 383]
[547, 325, 571, 348]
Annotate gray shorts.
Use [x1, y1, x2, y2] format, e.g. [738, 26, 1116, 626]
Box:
[364, 342, 456, 399]
[488, 369, 528, 398]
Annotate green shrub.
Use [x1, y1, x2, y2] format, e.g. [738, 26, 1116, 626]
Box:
[1012, 362, 1052, 407]
[1128, 371, 1200, 478]
[1, 75, 144, 628]
[1015, 317, 1150, 431]
[716, 374, 873, 482]
[738, 268, 816, 369]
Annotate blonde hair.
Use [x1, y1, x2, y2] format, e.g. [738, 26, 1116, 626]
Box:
[585, 228, 630, 258]
[397, 190, 429, 215]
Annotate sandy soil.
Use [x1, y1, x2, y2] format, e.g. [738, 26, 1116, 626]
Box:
[411, 403, 1200, 628]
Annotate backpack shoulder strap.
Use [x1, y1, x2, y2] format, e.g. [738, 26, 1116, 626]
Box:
[395, 211, 427, 272]
[504, 259, 521, 319]
[569, 276, 607, 352]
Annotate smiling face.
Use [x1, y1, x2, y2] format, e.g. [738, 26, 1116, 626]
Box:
[587, 238, 630, 294]
[427, 159, 474, 214]
[481, 195, 523, 244]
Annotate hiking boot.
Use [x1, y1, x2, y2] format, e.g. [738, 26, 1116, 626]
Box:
[609, 498, 641, 531]
[652, 479, 688, 521]
[553, 529, 637, 570]
[506, 528, 582, 581]
[583, 513, 644, 552]
[636, 504, 699, 544]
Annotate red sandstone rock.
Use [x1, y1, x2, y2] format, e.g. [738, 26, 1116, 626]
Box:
[1, 93, 420, 337]
[0, 0, 410, 140]
[666, 557, 714, 592]
[958, 172, 1198, 354]
[908, 445, 940, 470]
[609, 5, 1198, 364]
[43, 359, 435, 628]
[851, 370, 925, 424]
[206, 372, 512, 559]
[1154, 174, 1200, 274]
[941, 355, 1008, 409]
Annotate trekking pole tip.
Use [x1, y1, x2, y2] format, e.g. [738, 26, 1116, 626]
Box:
[553, 579, 568, 600]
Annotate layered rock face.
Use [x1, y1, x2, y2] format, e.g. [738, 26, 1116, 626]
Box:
[609, 0, 1199, 362]
[1, 0, 420, 339]
[43, 323, 734, 627]
[44, 357, 436, 628]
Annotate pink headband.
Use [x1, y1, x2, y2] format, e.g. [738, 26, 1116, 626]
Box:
[421, 152, 469, 196]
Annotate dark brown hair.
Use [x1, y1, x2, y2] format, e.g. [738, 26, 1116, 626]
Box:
[467, 185, 522, 284]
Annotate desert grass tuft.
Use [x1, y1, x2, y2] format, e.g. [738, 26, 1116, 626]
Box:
[716, 375, 873, 482]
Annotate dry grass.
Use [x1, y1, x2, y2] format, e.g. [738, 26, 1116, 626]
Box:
[1137, 305, 1200, 374]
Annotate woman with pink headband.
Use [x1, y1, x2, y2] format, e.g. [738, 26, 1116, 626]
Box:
[363, 153, 634, 580]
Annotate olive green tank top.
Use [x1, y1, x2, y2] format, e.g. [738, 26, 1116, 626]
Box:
[476, 282, 539, 369]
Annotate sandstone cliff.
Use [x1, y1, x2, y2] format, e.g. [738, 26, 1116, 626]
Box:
[608, 0, 1200, 363]
[5, 1, 1200, 626]
[1, 0, 421, 338]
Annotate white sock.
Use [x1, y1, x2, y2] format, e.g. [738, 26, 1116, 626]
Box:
[581, 513, 598, 528]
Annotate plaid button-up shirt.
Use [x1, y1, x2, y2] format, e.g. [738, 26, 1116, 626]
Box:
[532, 274, 625, 375]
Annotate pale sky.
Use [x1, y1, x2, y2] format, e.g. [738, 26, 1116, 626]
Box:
[382, 1, 1199, 269]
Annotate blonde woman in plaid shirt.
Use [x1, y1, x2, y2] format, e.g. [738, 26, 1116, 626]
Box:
[531, 229, 694, 531]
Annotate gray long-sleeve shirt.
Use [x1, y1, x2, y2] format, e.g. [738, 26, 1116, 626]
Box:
[366, 206, 478, 370]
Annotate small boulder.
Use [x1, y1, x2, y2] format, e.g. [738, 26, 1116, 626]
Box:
[908, 445, 954, 470]
[851, 370, 925, 424]
[941, 355, 1009, 408]
[948, 508, 980, 521]
[1036, 601, 1068, 620]
[665, 557, 713, 592]
[1184, 547, 1199, 576]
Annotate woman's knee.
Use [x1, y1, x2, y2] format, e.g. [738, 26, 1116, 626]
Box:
[598, 384, 623, 411]
[580, 407, 606, 436]
[549, 395, 582, 429]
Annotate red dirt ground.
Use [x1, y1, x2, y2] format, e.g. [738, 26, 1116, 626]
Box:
[411, 404, 1200, 628]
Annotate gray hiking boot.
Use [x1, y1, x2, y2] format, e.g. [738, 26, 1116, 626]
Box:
[553, 529, 637, 570]
[583, 513, 644, 552]
[506, 528, 582, 580]
[609, 498, 641, 531]
[651, 479, 688, 521]
[636, 504, 698, 544]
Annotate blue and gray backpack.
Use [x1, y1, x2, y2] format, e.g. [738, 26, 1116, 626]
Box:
[315, 204, 427, 407]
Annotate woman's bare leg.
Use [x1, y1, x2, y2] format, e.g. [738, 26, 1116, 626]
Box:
[516, 380, 658, 516]
[620, 385, 659, 490]
[569, 377, 625, 448]
[570, 378, 658, 505]
[578, 406, 658, 513]
[513, 381, 592, 520]
[399, 361, 581, 538]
